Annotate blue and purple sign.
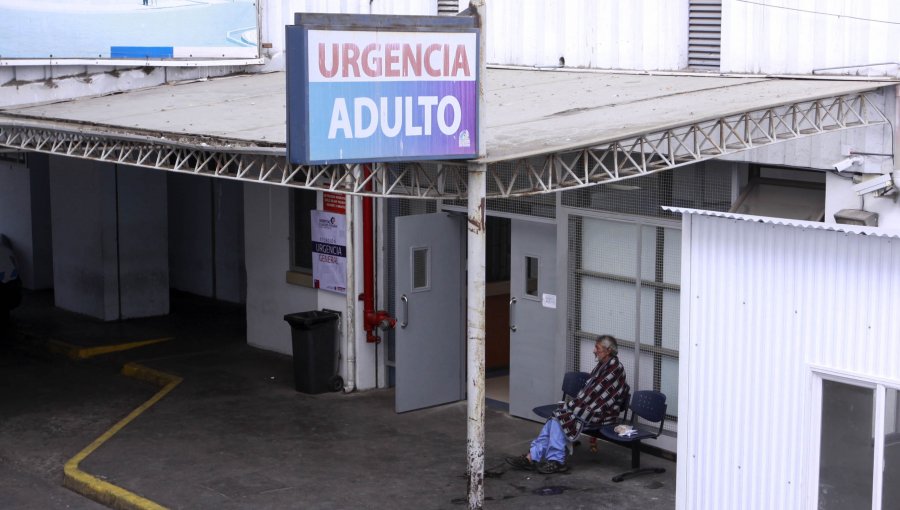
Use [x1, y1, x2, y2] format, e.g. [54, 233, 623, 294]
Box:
[287, 15, 479, 165]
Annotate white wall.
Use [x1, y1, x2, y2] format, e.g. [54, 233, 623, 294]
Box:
[116, 165, 169, 318]
[49, 157, 117, 319]
[214, 179, 246, 303]
[487, 0, 688, 70]
[244, 183, 316, 354]
[0, 160, 36, 288]
[677, 212, 900, 510]
[49, 158, 168, 320]
[168, 173, 214, 297]
[168, 174, 246, 303]
[27, 155, 53, 290]
[723, 0, 900, 77]
[243, 184, 377, 389]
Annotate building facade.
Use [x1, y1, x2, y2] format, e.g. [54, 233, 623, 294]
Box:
[2, 2, 900, 507]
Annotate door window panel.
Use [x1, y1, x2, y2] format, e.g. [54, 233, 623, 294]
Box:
[818, 380, 874, 510]
[525, 256, 539, 297]
[412, 248, 429, 290]
[883, 388, 900, 509]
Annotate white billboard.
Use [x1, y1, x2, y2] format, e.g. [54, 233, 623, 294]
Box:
[0, 0, 259, 64]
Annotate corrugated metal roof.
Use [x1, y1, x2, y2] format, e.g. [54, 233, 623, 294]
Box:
[665, 206, 900, 238]
[0, 68, 892, 164]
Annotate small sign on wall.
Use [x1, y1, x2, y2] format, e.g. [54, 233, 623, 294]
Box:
[542, 293, 557, 309]
[322, 192, 346, 214]
[311, 210, 346, 294]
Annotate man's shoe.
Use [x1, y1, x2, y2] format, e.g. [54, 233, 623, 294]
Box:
[537, 460, 570, 474]
[505, 454, 536, 471]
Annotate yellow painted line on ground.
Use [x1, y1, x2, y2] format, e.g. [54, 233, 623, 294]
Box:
[63, 363, 182, 510]
[47, 337, 174, 360]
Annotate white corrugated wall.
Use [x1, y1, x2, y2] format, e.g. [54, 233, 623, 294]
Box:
[486, 0, 688, 70]
[722, 0, 900, 76]
[676, 212, 900, 510]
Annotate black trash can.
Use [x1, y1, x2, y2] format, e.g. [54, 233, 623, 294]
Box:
[283, 310, 341, 394]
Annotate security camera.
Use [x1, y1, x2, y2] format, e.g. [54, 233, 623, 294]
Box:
[853, 173, 895, 196]
[833, 156, 864, 172]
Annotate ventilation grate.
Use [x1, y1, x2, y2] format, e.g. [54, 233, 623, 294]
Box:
[689, 0, 722, 70]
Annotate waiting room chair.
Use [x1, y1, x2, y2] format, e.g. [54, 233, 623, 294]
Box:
[599, 390, 667, 482]
[532, 372, 630, 454]
[532, 371, 591, 420]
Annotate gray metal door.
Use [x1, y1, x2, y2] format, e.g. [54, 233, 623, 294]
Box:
[395, 213, 464, 413]
[509, 219, 558, 420]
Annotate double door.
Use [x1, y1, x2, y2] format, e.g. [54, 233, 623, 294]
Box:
[394, 213, 558, 419]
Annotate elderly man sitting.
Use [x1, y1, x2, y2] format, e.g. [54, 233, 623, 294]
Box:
[506, 334, 628, 474]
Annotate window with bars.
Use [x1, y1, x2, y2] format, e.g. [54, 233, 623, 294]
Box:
[689, 0, 722, 70]
[569, 216, 681, 430]
[290, 189, 318, 273]
[563, 164, 733, 432]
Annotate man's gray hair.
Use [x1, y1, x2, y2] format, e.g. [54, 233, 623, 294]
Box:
[597, 335, 618, 356]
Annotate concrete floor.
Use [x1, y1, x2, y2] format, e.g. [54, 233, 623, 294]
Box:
[1, 292, 677, 509]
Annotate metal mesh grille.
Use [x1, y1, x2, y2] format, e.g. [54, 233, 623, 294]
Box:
[443, 159, 557, 219]
[561, 162, 732, 216]
[565, 164, 731, 433]
[384, 198, 437, 386]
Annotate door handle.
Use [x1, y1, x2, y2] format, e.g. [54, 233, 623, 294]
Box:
[400, 295, 408, 328]
[509, 296, 517, 332]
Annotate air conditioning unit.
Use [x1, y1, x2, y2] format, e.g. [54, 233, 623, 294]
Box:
[834, 209, 878, 227]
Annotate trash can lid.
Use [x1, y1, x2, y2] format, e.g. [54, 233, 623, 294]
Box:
[284, 310, 340, 328]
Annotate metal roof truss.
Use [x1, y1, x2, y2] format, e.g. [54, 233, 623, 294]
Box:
[0, 92, 886, 199]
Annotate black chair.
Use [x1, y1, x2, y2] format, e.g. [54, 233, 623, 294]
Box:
[599, 390, 667, 482]
[532, 372, 630, 455]
[532, 371, 590, 420]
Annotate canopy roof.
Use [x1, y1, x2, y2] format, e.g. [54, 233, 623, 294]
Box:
[0, 68, 891, 198]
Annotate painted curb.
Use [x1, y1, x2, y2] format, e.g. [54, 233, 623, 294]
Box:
[63, 362, 182, 510]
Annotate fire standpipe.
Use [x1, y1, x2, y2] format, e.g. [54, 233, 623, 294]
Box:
[360, 165, 396, 343]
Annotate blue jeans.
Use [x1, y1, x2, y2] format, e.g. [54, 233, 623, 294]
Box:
[530, 418, 567, 463]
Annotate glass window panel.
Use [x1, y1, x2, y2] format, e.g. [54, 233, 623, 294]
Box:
[640, 226, 657, 282]
[525, 256, 539, 297]
[639, 226, 681, 286]
[412, 248, 428, 290]
[291, 189, 317, 272]
[660, 356, 678, 419]
[635, 351, 678, 431]
[639, 287, 680, 350]
[731, 183, 825, 221]
[582, 218, 638, 276]
[580, 277, 635, 341]
[663, 228, 681, 284]
[818, 380, 874, 510]
[883, 388, 900, 509]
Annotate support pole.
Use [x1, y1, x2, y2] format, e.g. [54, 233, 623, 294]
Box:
[344, 176, 357, 393]
[466, 1, 487, 509]
[466, 163, 486, 509]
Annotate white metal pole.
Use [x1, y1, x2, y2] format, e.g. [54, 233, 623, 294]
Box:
[344, 178, 357, 393]
[466, 163, 486, 509]
[466, 1, 487, 509]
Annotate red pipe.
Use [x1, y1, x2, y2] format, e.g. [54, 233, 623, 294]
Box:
[361, 165, 395, 343]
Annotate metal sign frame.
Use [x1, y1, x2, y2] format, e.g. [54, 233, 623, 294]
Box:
[286, 13, 480, 165]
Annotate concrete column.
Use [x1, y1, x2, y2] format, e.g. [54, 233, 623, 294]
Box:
[0, 155, 53, 290]
[49, 157, 168, 320]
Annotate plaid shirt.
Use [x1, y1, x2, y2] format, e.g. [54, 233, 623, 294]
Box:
[552, 355, 628, 441]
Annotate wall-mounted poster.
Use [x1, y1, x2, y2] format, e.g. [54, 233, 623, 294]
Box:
[0, 0, 259, 63]
[311, 210, 346, 294]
